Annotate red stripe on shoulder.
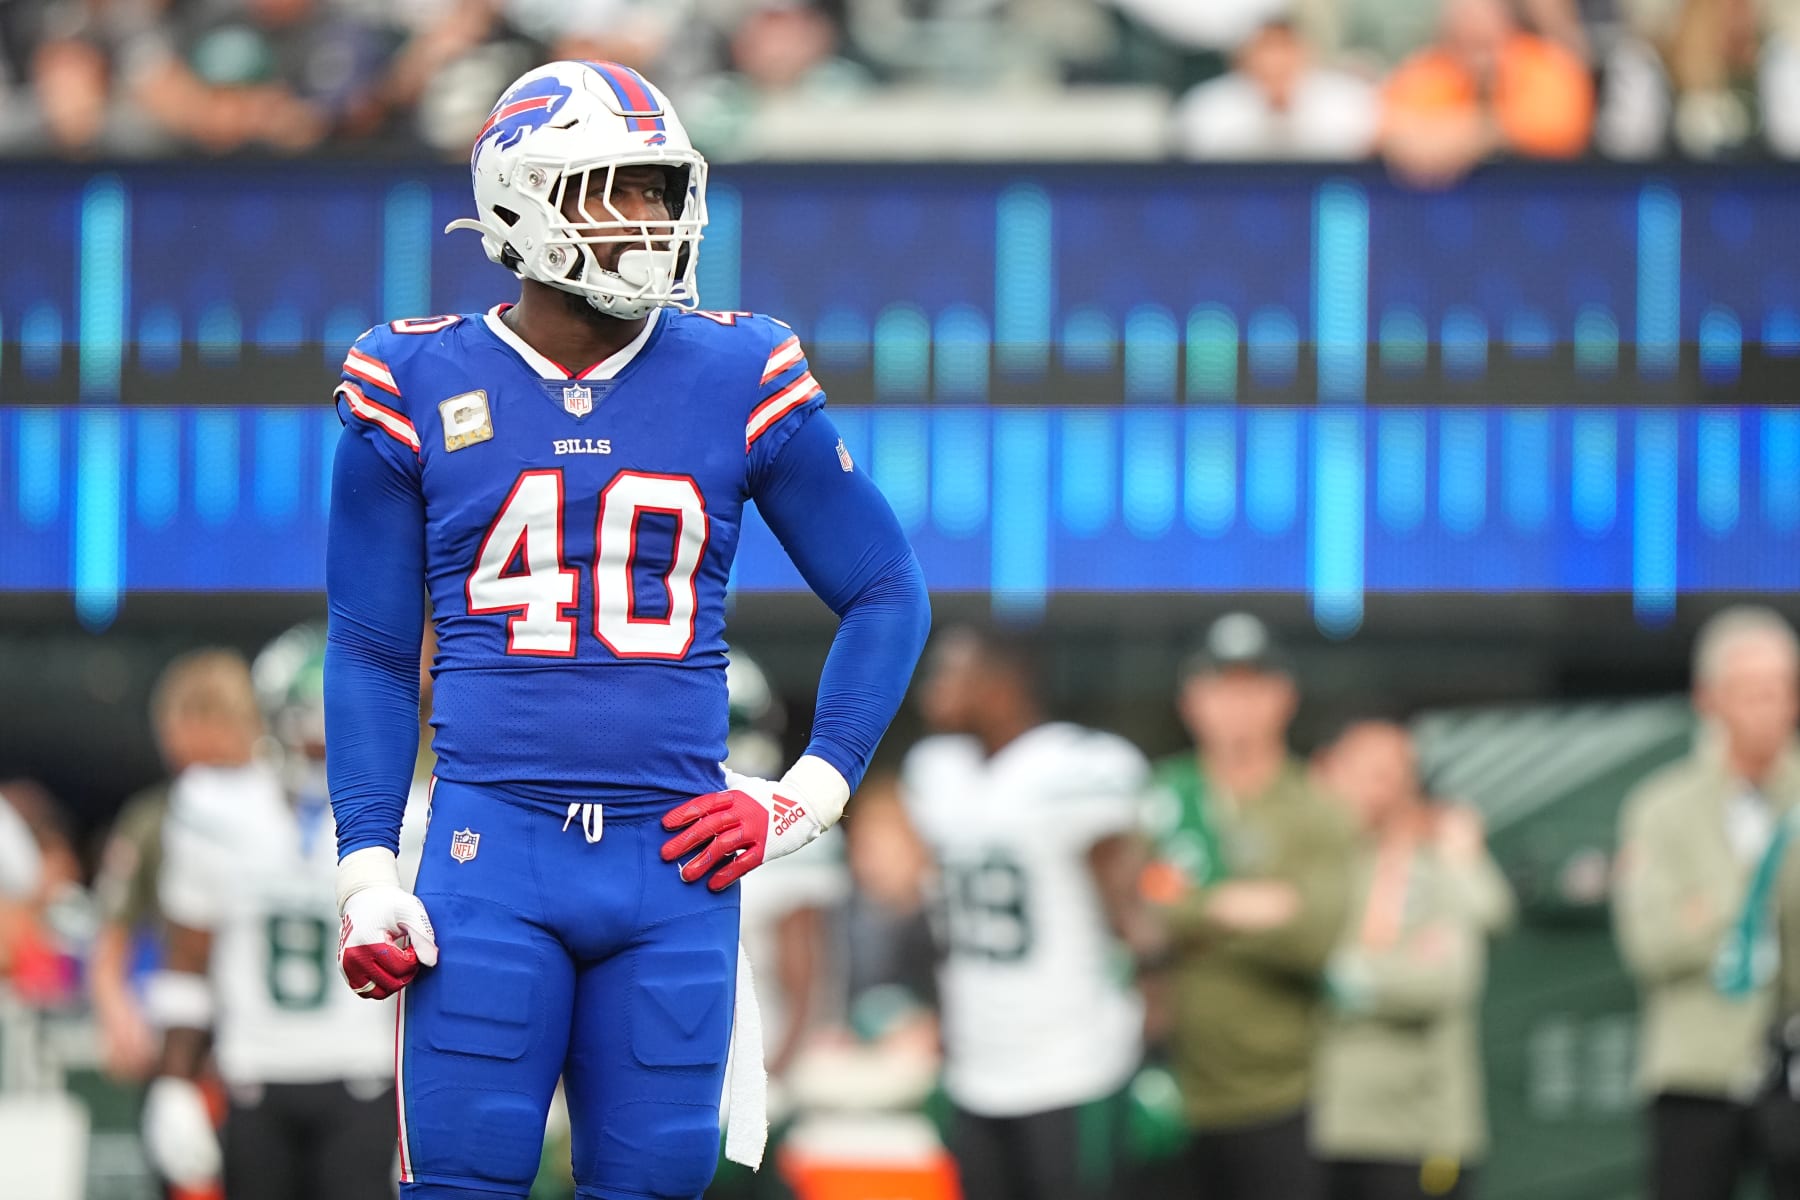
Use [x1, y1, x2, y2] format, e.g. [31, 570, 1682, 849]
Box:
[343, 347, 401, 397]
[761, 336, 804, 385]
[745, 372, 824, 450]
[338, 382, 421, 455]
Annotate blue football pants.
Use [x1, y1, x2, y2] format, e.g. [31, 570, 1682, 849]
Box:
[396, 780, 741, 1200]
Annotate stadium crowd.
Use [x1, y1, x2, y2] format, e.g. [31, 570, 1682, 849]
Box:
[4, 0, 1800, 176]
[2, 605, 1800, 1198]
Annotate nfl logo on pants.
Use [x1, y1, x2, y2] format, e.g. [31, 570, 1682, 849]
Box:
[562, 384, 593, 418]
[450, 828, 480, 863]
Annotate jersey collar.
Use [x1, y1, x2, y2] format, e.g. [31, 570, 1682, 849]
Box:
[483, 304, 661, 381]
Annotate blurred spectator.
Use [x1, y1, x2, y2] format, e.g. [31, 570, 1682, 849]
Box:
[1311, 0, 1589, 73]
[0, 0, 37, 141]
[0, 778, 87, 1008]
[376, 0, 506, 147]
[903, 624, 1153, 1200]
[725, 1, 853, 95]
[847, 0, 1113, 88]
[1101, 0, 1289, 90]
[0, 786, 42, 904]
[1614, 606, 1800, 1200]
[1, 1, 162, 156]
[1311, 721, 1515, 1200]
[31, 6, 117, 157]
[1305, 0, 1460, 73]
[1173, 18, 1379, 159]
[121, 0, 402, 154]
[1380, 0, 1595, 188]
[0, 778, 81, 895]
[510, 0, 686, 69]
[840, 772, 937, 1026]
[89, 647, 261, 1083]
[1598, 0, 1800, 158]
[680, 0, 874, 157]
[1139, 612, 1353, 1200]
[0, 785, 44, 1059]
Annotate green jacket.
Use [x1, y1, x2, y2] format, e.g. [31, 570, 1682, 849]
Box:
[1312, 835, 1515, 1164]
[1147, 755, 1355, 1129]
[93, 783, 171, 933]
[1613, 746, 1800, 1098]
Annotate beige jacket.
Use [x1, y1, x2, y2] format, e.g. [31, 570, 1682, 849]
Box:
[1312, 834, 1515, 1164]
[1613, 746, 1800, 1098]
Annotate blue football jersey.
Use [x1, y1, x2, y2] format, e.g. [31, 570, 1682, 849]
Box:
[333, 306, 826, 805]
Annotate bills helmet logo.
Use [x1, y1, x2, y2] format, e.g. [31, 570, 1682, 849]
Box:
[450, 828, 480, 863]
[643, 132, 668, 146]
[472, 77, 574, 166]
[562, 383, 594, 418]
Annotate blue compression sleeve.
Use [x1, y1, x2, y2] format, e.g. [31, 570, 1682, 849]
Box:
[752, 411, 931, 791]
[324, 425, 426, 858]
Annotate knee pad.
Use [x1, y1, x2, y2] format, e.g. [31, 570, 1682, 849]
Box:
[589, 1103, 721, 1198]
[406, 1090, 546, 1192]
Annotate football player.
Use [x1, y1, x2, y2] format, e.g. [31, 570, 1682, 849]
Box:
[323, 60, 929, 1200]
[902, 624, 1154, 1200]
[90, 649, 263, 1086]
[140, 627, 427, 1200]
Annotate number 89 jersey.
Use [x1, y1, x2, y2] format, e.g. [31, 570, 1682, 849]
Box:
[901, 724, 1150, 1117]
[335, 306, 825, 807]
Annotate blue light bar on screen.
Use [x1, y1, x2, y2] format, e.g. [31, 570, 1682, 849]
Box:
[1, 406, 1797, 631]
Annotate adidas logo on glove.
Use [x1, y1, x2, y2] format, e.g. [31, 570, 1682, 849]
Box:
[772, 795, 808, 838]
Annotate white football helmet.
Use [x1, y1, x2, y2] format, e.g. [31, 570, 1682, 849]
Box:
[446, 60, 709, 319]
[252, 621, 328, 799]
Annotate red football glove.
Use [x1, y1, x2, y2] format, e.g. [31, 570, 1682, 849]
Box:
[336, 848, 438, 1000]
[661, 769, 833, 892]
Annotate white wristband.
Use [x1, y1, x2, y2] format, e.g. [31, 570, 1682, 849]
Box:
[780, 755, 851, 829]
[336, 846, 401, 912]
[143, 970, 214, 1031]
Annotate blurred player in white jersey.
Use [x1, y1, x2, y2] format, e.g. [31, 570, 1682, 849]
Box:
[902, 625, 1154, 1200]
[141, 625, 426, 1200]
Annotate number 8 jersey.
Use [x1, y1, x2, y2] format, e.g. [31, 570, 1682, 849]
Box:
[335, 306, 824, 807]
[902, 724, 1150, 1117]
[159, 762, 428, 1085]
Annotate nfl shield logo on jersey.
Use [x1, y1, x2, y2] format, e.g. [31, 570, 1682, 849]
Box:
[450, 828, 480, 864]
[562, 384, 594, 418]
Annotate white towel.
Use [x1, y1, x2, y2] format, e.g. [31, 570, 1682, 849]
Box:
[723, 942, 768, 1169]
